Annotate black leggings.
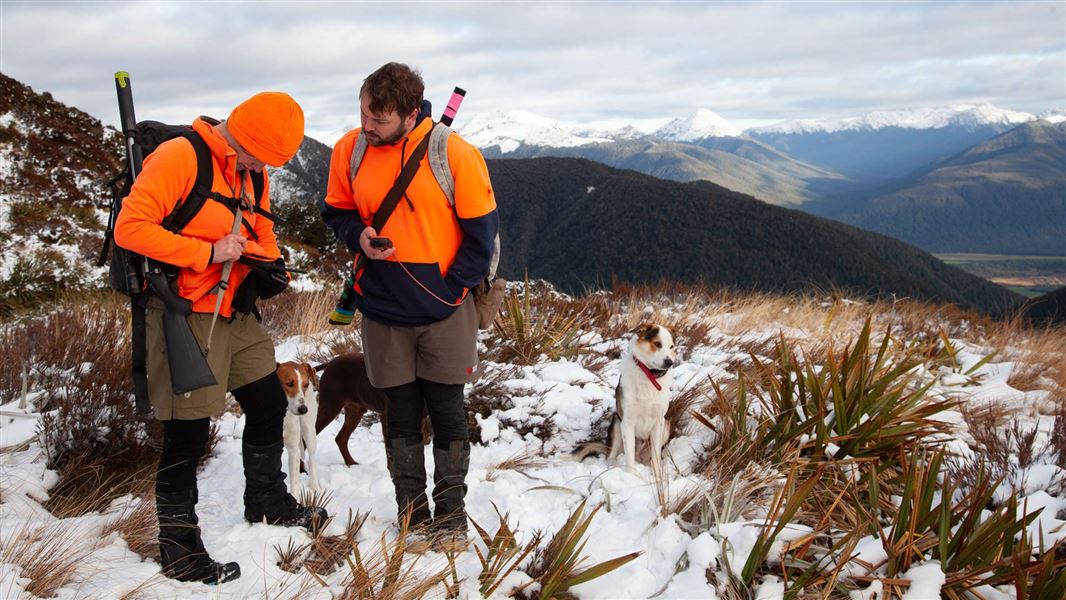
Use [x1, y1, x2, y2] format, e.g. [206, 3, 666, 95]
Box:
[384, 378, 467, 448]
[156, 371, 286, 494]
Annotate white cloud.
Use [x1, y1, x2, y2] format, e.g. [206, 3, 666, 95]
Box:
[1, 1, 1062, 142]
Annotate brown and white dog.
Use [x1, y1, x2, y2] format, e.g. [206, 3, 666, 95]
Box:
[276, 361, 320, 496]
[607, 323, 677, 479]
[315, 353, 432, 467]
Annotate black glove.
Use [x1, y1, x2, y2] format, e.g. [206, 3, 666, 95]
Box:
[232, 257, 290, 318]
[237, 256, 290, 300]
[254, 257, 289, 300]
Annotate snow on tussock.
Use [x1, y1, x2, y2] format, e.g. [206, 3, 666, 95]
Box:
[1, 293, 1064, 599]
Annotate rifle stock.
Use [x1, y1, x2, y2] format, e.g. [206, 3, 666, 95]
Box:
[145, 262, 217, 394]
[116, 71, 217, 396]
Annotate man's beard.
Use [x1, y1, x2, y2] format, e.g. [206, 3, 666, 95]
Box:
[366, 126, 409, 147]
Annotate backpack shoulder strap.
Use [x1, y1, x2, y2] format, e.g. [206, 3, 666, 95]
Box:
[161, 131, 214, 233]
[428, 124, 455, 206]
[349, 124, 457, 207]
[349, 131, 369, 182]
[250, 170, 264, 205]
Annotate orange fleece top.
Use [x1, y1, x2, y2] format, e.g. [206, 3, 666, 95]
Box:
[321, 118, 499, 325]
[114, 118, 281, 317]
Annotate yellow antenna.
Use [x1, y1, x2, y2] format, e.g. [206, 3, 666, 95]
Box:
[115, 71, 130, 89]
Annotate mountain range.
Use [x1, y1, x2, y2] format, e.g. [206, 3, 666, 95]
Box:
[485, 157, 1019, 315]
[836, 120, 1066, 255]
[460, 104, 1066, 255]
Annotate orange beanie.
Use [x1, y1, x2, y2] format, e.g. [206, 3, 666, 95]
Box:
[227, 92, 304, 167]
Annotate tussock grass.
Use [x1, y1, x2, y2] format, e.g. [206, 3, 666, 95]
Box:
[274, 538, 309, 574]
[307, 510, 367, 577]
[0, 520, 96, 597]
[6, 279, 1066, 597]
[485, 449, 549, 482]
[982, 315, 1066, 411]
[665, 375, 714, 442]
[99, 482, 158, 562]
[261, 288, 360, 364]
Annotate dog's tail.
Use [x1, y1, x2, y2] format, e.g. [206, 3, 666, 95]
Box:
[314, 363, 327, 373]
[572, 413, 619, 461]
[571, 442, 609, 461]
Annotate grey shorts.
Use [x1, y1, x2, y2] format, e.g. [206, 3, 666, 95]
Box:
[360, 297, 479, 389]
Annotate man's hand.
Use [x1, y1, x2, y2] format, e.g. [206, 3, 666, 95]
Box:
[212, 233, 247, 263]
[360, 227, 396, 260]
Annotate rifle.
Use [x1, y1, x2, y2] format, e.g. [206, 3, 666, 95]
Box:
[114, 71, 217, 396]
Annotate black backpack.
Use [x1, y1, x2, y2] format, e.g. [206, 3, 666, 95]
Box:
[99, 118, 265, 294]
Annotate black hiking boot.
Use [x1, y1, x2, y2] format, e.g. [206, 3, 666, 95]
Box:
[429, 440, 470, 549]
[386, 436, 432, 530]
[242, 441, 327, 530]
[156, 488, 241, 585]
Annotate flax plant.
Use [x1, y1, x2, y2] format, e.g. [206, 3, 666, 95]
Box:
[850, 449, 1061, 598]
[339, 512, 448, 600]
[518, 498, 642, 599]
[470, 506, 540, 597]
[492, 276, 587, 365]
[736, 319, 959, 496]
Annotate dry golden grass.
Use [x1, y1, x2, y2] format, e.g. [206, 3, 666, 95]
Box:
[116, 575, 168, 600]
[100, 487, 159, 562]
[968, 313, 1066, 416]
[274, 538, 309, 574]
[261, 288, 363, 364]
[7, 280, 1066, 597]
[306, 510, 367, 577]
[0, 520, 96, 597]
[485, 448, 549, 482]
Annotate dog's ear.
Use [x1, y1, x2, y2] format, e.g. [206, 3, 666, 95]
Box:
[630, 323, 659, 341]
[303, 363, 319, 389]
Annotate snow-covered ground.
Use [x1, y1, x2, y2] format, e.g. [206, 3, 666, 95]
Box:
[1, 301, 1064, 599]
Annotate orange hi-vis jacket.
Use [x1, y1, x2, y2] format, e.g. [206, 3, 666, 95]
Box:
[114, 118, 282, 318]
[321, 117, 499, 326]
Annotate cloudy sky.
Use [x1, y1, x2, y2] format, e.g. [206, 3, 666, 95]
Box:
[2, 1, 1063, 144]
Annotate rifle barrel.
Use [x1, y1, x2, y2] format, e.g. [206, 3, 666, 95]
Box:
[114, 71, 144, 177]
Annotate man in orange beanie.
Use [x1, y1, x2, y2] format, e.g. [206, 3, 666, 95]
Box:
[115, 91, 326, 586]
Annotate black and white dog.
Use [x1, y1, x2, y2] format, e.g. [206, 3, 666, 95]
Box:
[607, 323, 677, 478]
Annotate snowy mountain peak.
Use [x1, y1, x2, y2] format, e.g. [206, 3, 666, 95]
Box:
[752, 103, 1036, 135]
[654, 108, 743, 141]
[458, 110, 616, 153]
[1039, 108, 1066, 124]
